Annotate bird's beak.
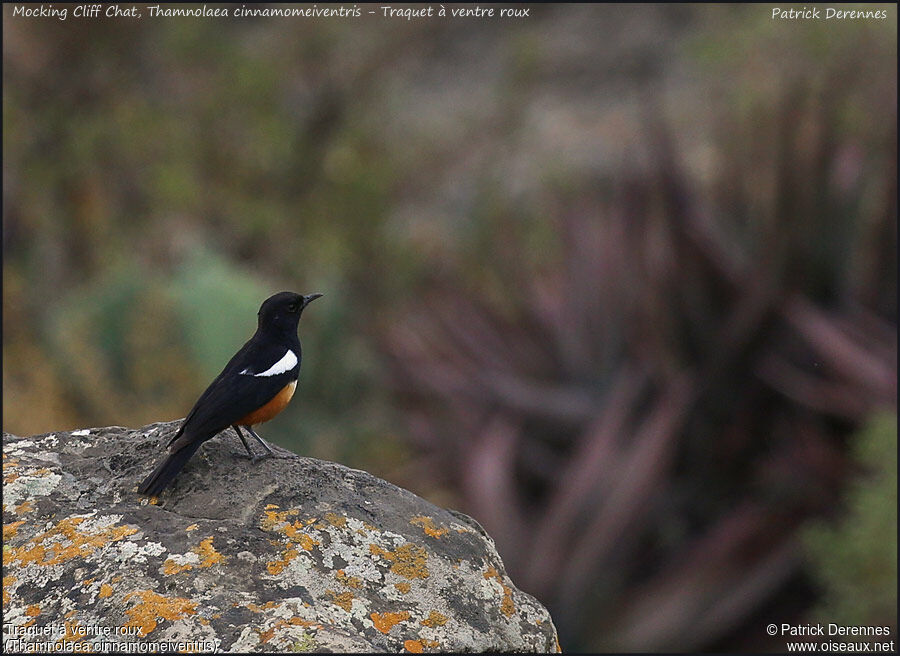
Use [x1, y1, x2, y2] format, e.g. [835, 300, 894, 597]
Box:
[302, 293, 324, 308]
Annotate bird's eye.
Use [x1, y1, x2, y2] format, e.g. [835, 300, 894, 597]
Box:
[288, 303, 300, 313]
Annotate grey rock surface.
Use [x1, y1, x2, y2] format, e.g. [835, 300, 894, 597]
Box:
[2, 422, 559, 653]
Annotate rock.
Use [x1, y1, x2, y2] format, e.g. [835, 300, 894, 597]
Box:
[2, 422, 560, 653]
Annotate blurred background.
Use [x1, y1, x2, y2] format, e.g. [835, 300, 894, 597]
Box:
[3, 4, 896, 652]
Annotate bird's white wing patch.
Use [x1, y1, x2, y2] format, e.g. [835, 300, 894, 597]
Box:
[240, 349, 297, 377]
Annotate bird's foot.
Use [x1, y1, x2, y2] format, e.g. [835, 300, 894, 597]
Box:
[233, 443, 297, 461]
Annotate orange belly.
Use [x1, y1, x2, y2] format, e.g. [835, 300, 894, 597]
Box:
[236, 380, 297, 426]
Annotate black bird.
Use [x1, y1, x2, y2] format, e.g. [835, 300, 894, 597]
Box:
[138, 291, 322, 496]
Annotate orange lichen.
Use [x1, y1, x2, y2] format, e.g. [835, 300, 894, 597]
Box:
[81, 578, 95, 587]
[323, 512, 346, 527]
[4, 516, 137, 568]
[266, 548, 299, 575]
[410, 516, 449, 539]
[163, 537, 224, 575]
[3, 520, 25, 540]
[98, 584, 113, 599]
[394, 582, 411, 594]
[501, 593, 515, 617]
[404, 639, 440, 653]
[281, 516, 319, 541]
[185, 524, 199, 532]
[194, 537, 224, 567]
[261, 509, 323, 562]
[421, 610, 448, 627]
[259, 617, 321, 643]
[336, 569, 363, 589]
[369, 544, 390, 558]
[5, 543, 45, 567]
[287, 617, 318, 627]
[260, 508, 299, 531]
[327, 589, 355, 612]
[3, 575, 16, 606]
[2, 459, 20, 484]
[390, 544, 430, 580]
[15, 501, 34, 515]
[369, 542, 429, 580]
[124, 589, 197, 636]
[26, 604, 40, 617]
[371, 611, 410, 634]
[483, 567, 515, 617]
[297, 534, 317, 552]
[163, 559, 192, 576]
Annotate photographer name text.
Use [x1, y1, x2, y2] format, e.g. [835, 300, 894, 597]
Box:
[772, 7, 888, 20]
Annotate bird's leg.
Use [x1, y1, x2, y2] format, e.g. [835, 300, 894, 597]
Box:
[245, 425, 276, 461]
[232, 425, 256, 459]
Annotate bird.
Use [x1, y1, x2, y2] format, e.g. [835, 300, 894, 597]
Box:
[137, 291, 322, 496]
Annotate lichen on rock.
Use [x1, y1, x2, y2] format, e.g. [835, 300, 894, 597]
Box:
[2, 422, 559, 652]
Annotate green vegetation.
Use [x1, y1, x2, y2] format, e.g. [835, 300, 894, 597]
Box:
[804, 414, 898, 630]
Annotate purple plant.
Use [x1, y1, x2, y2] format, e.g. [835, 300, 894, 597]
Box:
[380, 101, 896, 650]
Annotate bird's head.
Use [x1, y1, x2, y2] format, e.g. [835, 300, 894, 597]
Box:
[258, 291, 323, 334]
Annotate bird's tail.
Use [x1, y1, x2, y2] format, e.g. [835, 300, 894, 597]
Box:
[137, 442, 201, 497]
